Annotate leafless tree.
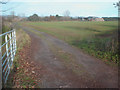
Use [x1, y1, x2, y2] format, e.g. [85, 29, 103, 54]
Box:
[0, 0, 20, 12]
[113, 2, 120, 21]
[11, 11, 15, 19]
[113, 1, 120, 17]
[113, 1, 120, 7]
[0, 0, 10, 12]
[63, 10, 70, 17]
[0, 0, 9, 4]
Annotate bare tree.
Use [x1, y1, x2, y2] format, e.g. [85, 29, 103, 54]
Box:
[0, 0, 10, 12]
[0, 0, 21, 12]
[113, 1, 120, 7]
[113, 1, 120, 18]
[63, 10, 70, 17]
[11, 11, 15, 19]
[0, 0, 9, 4]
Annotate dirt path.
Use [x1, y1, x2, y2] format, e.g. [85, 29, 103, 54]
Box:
[15, 24, 118, 88]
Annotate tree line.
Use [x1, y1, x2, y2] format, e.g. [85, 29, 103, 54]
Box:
[27, 14, 72, 21]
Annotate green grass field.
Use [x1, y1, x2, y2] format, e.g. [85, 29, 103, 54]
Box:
[21, 21, 118, 65]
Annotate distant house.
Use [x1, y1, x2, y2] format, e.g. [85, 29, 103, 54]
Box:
[78, 17, 85, 21]
[79, 16, 104, 21]
[79, 17, 89, 21]
[88, 16, 96, 21]
[84, 17, 89, 21]
[14, 16, 23, 21]
[95, 18, 104, 21]
[87, 16, 104, 21]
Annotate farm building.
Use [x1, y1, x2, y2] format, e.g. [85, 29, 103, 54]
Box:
[94, 18, 105, 21]
[79, 16, 105, 21]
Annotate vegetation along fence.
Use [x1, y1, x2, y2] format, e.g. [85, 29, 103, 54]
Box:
[0, 29, 17, 84]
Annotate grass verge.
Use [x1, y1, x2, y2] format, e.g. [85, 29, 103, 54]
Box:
[5, 29, 39, 88]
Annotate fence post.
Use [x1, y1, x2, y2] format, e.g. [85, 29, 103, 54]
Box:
[12, 31, 15, 56]
[14, 30, 17, 52]
[8, 33, 13, 67]
[5, 34, 9, 62]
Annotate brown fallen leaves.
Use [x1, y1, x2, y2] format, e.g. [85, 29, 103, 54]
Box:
[10, 42, 42, 88]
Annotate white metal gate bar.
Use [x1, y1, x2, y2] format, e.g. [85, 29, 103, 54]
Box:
[0, 29, 17, 84]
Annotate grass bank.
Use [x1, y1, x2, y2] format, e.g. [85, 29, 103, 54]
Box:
[5, 29, 39, 88]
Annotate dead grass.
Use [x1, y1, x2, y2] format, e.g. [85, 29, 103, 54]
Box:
[16, 29, 30, 50]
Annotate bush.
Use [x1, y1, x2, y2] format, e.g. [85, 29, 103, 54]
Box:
[72, 36, 118, 64]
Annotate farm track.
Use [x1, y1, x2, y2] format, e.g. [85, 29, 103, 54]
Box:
[15, 24, 118, 88]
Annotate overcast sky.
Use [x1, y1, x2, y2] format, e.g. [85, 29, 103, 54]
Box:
[1, 0, 118, 17]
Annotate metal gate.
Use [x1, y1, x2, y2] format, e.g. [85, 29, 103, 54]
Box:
[0, 29, 17, 84]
